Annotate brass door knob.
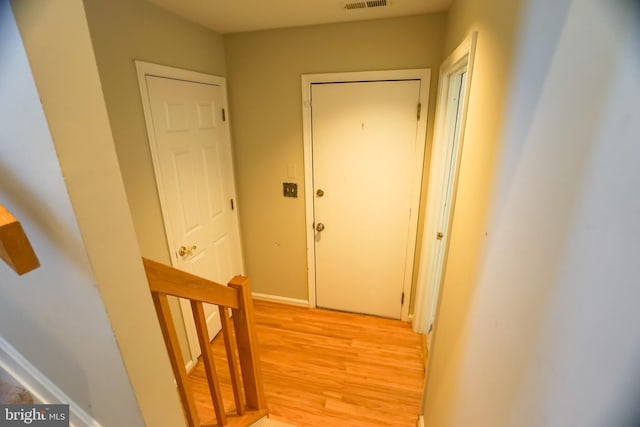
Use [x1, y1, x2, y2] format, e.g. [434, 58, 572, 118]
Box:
[316, 223, 325, 232]
[436, 232, 444, 240]
[178, 245, 197, 256]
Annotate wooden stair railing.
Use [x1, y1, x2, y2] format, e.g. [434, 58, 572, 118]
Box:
[142, 258, 267, 427]
[0, 204, 39, 275]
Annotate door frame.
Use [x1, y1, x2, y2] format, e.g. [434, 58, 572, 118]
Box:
[412, 33, 477, 335]
[301, 69, 431, 321]
[135, 61, 244, 367]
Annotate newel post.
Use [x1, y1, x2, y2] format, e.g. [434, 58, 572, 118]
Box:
[228, 276, 267, 411]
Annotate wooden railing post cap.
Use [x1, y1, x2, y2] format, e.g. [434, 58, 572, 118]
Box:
[229, 275, 250, 287]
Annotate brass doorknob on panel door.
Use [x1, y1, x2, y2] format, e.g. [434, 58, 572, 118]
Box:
[316, 223, 325, 232]
[178, 245, 197, 256]
[436, 232, 444, 240]
[316, 189, 324, 197]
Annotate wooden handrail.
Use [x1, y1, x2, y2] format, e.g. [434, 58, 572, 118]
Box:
[142, 257, 267, 427]
[0, 204, 39, 275]
[143, 258, 240, 308]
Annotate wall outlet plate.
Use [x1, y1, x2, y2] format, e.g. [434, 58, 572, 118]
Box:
[283, 182, 298, 198]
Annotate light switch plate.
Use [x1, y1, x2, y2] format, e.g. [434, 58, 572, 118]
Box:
[287, 164, 297, 179]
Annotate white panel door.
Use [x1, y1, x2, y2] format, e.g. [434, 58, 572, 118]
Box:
[312, 80, 422, 319]
[146, 76, 243, 353]
[424, 70, 467, 329]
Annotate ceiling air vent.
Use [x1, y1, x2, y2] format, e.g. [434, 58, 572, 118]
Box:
[366, 0, 387, 7]
[344, 0, 389, 11]
[345, 2, 367, 10]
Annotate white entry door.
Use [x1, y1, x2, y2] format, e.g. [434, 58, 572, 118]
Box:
[145, 74, 243, 358]
[311, 79, 426, 319]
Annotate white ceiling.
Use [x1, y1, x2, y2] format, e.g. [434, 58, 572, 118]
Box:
[146, 0, 453, 34]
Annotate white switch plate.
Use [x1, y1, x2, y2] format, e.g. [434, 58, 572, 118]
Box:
[287, 164, 297, 179]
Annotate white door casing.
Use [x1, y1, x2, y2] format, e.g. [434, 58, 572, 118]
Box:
[136, 62, 244, 366]
[302, 70, 431, 321]
[413, 33, 477, 335]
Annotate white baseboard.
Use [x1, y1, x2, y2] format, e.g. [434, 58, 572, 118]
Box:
[252, 292, 309, 308]
[418, 415, 425, 427]
[0, 337, 102, 427]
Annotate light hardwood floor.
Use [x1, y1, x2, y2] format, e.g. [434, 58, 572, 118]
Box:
[189, 300, 425, 427]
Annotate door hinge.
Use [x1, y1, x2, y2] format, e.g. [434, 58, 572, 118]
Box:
[230, 198, 235, 210]
[222, 108, 227, 122]
[401, 292, 405, 305]
[417, 103, 422, 121]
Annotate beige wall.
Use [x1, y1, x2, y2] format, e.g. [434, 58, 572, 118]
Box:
[1, 1, 143, 423]
[424, 0, 640, 425]
[83, 0, 227, 362]
[83, 0, 226, 262]
[10, 0, 184, 425]
[224, 14, 447, 303]
[422, 0, 524, 422]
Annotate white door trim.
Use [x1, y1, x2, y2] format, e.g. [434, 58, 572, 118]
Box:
[301, 69, 431, 322]
[412, 33, 477, 334]
[135, 61, 244, 367]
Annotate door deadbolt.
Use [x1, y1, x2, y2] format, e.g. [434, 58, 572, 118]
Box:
[178, 245, 197, 256]
[316, 223, 325, 232]
[316, 189, 324, 197]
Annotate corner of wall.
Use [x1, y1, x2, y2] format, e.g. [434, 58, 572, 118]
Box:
[9, 0, 185, 425]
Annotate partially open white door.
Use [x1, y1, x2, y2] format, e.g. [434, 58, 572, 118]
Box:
[413, 33, 477, 335]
